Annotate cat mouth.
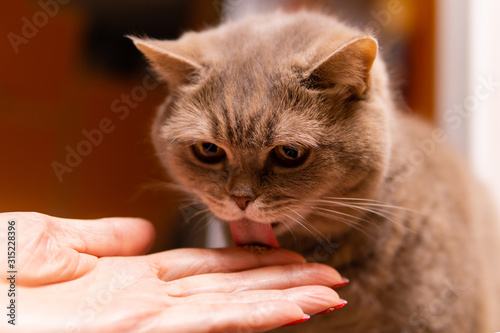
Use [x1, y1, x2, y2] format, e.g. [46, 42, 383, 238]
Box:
[229, 218, 280, 248]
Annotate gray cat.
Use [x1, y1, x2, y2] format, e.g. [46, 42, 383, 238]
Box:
[132, 10, 500, 332]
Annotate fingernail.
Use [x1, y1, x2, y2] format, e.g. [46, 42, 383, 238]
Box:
[282, 315, 310, 327]
[332, 277, 350, 289]
[315, 299, 348, 315]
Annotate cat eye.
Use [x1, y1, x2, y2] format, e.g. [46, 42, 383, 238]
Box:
[272, 145, 309, 167]
[192, 142, 226, 164]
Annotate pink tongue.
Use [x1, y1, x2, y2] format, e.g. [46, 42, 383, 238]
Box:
[230, 219, 280, 248]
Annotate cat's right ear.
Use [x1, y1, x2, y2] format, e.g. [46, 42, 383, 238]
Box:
[128, 36, 202, 89]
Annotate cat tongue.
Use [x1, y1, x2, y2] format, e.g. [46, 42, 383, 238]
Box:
[230, 219, 280, 248]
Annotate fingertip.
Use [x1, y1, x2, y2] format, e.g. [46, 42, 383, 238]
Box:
[302, 262, 344, 287]
[128, 217, 156, 248]
[244, 301, 306, 332]
[286, 285, 344, 315]
[105, 217, 156, 255]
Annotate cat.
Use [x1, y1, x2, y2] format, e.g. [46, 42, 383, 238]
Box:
[131, 10, 500, 332]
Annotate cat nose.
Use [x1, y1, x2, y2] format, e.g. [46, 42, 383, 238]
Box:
[231, 195, 253, 211]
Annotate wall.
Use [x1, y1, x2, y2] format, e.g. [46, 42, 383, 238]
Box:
[437, 0, 500, 210]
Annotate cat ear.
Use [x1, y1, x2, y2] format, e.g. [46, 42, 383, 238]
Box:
[304, 37, 378, 97]
[128, 36, 202, 89]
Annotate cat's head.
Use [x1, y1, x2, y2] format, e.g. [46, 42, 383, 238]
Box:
[132, 11, 393, 245]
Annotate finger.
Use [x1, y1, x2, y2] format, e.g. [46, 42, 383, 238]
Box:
[42, 213, 155, 256]
[164, 263, 342, 296]
[149, 247, 306, 281]
[154, 301, 306, 333]
[181, 286, 343, 316]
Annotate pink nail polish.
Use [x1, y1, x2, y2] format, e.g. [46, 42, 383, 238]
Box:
[332, 277, 350, 289]
[282, 315, 310, 327]
[315, 299, 348, 315]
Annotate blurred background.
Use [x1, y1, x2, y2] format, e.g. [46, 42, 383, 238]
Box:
[1, 0, 499, 252]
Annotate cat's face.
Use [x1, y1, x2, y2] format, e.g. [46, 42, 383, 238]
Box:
[132, 12, 392, 239]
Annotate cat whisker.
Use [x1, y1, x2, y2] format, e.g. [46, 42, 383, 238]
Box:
[177, 199, 210, 224]
[182, 207, 211, 226]
[320, 196, 392, 204]
[138, 178, 186, 193]
[312, 199, 402, 224]
[312, 199, 416, 233]
[308, 207, 376, 240]
[285, 208, 334, 247]
[177, 199, 207, 212]
[322, 197, 424, 215]
[312, 205, 378, 227]
[287, 198, 378, 237]
[274, 219, 298, 244]
[187, 210, 214, 235]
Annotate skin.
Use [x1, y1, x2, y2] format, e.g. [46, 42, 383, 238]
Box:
[0, 212, 345, 333]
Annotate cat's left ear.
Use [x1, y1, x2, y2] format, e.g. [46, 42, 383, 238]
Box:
[128, 36, 202, 90]
[303, 37, 378, 97]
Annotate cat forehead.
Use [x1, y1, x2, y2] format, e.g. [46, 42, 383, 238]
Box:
[161, 68, 327, 147]
[164, 100, 325, 149]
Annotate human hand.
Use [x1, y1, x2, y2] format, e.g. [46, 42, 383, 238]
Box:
[1, 212, 155, 287]
[0, 212, 345, 332]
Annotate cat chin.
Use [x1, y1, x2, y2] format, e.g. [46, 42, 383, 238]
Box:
[206, 201, 308, 238]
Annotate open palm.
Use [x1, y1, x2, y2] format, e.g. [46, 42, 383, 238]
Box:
[1, 212, 344, 332]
